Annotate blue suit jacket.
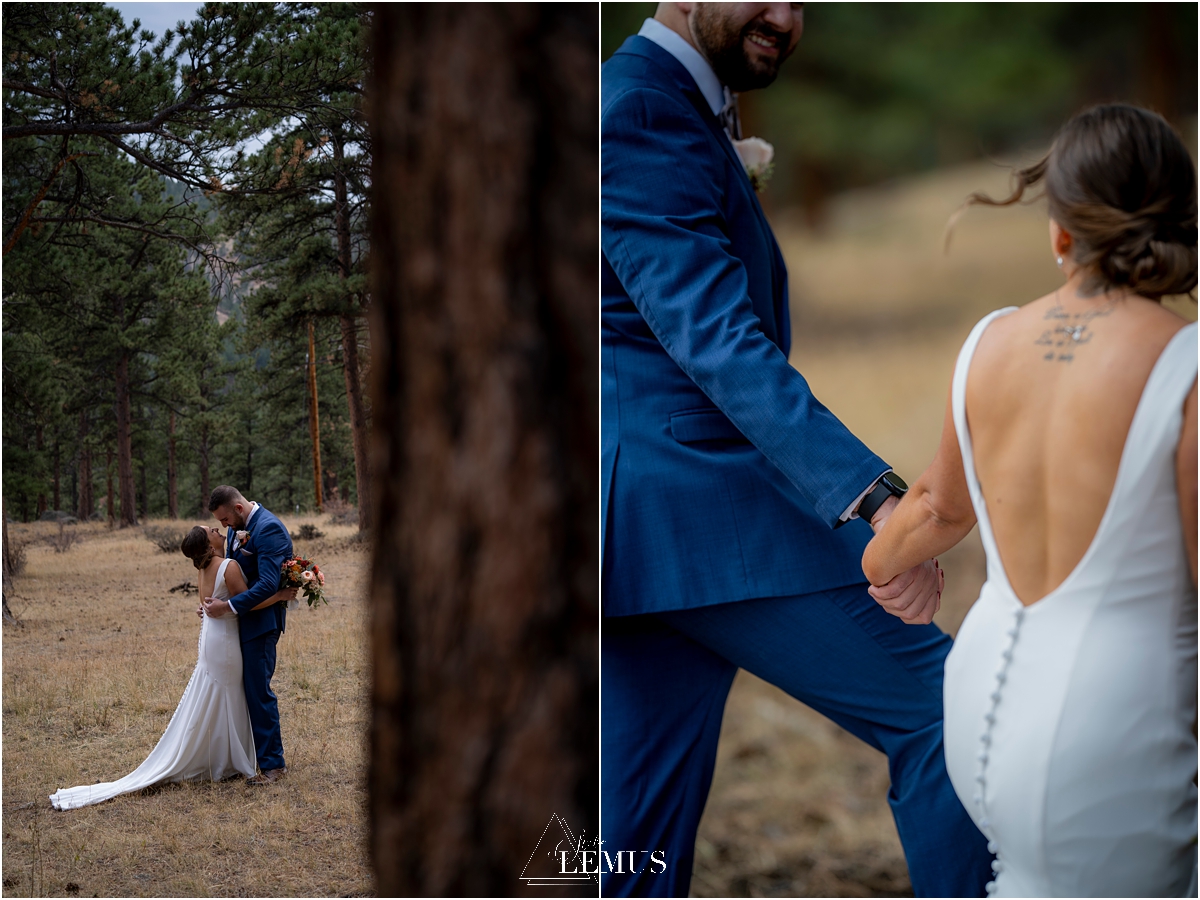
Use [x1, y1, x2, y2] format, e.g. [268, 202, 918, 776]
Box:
[601, 36, 889, 617]
[227, 505, 292, 643]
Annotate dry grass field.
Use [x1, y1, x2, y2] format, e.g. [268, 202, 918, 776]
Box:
[5, 151, 1196, 899]
[689, 157, 1197, 897]
[2, 516, 371, 898]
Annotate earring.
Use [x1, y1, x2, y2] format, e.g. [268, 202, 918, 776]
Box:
[1056, 256, 1063, 268]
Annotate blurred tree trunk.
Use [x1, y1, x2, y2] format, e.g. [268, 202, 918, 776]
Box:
[368, 5, 598, 896]
[138, 456, 148, 522]
[334, 132, 372, 532]
[307, 320, 324, 514]
[167, 409, 178, 519]
[35, 425, 46, 517]
[197, 423, 211, 518]
[115, 353, 136, 527]
[1143, 4, 1181, 122]
[76, 411, 93, 521]
[3, 497, 14, 622]
[52, 438, 61, 512]
[105, 447, 114, 526]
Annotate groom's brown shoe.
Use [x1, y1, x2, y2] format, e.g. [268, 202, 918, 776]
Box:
[246, 767, 287, 786]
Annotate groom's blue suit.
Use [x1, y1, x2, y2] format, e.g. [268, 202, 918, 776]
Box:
[601, 34, 991, 897]
[226, 504, 291, 772]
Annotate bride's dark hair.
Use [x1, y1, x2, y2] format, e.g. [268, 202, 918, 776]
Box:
[958, 103, 1197, 301]
[181, 526, 215, 570]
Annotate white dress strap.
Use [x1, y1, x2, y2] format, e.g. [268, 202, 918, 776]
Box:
[214, 557, 232, 600]
[1120, 322, 1198, 463]
[1097, 322, 1197, 520]
[951, 307, 1019, 594]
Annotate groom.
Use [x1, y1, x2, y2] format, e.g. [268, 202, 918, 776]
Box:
[202, 485, 292, 785]
[601, 4, 991, 896]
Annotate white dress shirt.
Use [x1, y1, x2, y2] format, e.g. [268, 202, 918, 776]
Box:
[638, 18, 726, 117]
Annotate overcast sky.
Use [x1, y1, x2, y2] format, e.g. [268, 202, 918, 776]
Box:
[107, 2, 203, 41]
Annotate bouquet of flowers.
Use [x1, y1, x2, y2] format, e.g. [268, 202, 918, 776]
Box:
[281, 556, 327, 607]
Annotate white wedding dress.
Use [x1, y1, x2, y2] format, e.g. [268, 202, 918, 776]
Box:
[943, 309, 1198, 897]
[50, 559, 257, 810]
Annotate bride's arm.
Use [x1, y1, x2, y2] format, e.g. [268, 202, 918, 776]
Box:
[252, 587, 296, 610]
[862, 390, 977, 586]
[225, 561, 294, 611]
[1176, 380, 1196, 586]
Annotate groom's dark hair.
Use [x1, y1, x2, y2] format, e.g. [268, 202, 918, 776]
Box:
[208, 485, 246, 511]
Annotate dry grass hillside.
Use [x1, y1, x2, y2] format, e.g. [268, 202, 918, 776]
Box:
[690, 158, 1197, 897]
[2, 517, 371, 898]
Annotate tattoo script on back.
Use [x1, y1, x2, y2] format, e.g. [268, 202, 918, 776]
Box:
[1034, 296, 1118, 363]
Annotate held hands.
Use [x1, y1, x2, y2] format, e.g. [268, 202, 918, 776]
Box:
[868, 558, 944, 625]
[202, 597, 232, 618]
[864, 493, 944, 624]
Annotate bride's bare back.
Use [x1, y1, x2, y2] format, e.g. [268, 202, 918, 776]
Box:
[862, 105, 1198, 620]
[967, 290, 1195, 605]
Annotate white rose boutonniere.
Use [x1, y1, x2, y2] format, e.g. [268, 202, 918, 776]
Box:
[235, 530, 251, 553]
[732, 137, 774, 194]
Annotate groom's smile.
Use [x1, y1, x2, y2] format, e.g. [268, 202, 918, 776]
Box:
[683, 2, 805, 92]
[746, 31, 781, 54]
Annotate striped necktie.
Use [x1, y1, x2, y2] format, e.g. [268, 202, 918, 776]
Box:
[719, 86, 742, 140]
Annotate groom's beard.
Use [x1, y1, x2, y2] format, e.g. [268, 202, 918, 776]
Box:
[691, 8, 795, 92]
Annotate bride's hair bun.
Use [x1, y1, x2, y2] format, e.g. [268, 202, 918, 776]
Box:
[964, 104, 1197, 301]
[181, 526, 215, 570]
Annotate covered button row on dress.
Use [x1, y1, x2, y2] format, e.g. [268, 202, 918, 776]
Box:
[979, 606, 1024, 896]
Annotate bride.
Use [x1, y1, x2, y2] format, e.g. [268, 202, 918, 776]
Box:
[50, 525, 284, 810]
[862, 103, 1196, 897]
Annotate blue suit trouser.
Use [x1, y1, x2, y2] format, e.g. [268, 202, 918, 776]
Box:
[242, 630, 285, 772]
[600, 584, 991, 897]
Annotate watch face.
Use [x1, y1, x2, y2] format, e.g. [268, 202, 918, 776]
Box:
[883, 472, 909, 493]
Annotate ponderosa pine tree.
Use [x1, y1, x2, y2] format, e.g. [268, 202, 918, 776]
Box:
[368, 5, 598, 894]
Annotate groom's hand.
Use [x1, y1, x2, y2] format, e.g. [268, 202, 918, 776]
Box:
[868, 559, 943, 625]
[203, 597, 231, 618]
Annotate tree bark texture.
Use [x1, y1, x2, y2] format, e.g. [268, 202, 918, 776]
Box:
[52, 438, 61, 512]
[76, 410, 93, 521]
[35, 424, 47, 517]
[114, 353, 136, 527]
[308, 320, 324, 514]
[198, 424, 210, 518]
[334, 135, 373, 531]
[2, 497, 15, 624]
[138, 455, 148, 521]
[167, 409, 178, 519]
[339, 313, 371, 528]
[105, 447, 114, 526]
[368, 5, 598, 896]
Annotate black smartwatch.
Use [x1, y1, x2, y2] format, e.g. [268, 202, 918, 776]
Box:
[856, 472, 909, 525]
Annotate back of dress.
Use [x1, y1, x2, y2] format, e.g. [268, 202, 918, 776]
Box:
[943, 310, 1197, 897]
[200, 559, 243, 687]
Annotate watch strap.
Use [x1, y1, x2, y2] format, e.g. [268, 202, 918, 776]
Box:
[856, 481, 894, 525]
